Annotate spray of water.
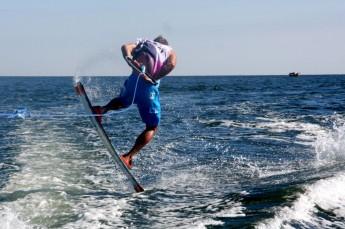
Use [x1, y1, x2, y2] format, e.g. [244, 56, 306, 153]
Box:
[73, 48, 117, 84]
[0, 49, 131, 119]
[0, 50, 144, 120]
[256, 173, 345, 229]
[314, 117, 345, 163]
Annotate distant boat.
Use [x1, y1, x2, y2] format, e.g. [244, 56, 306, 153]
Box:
[289, 72, 300, 77]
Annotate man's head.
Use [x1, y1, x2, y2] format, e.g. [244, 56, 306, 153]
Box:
[154, 35, 169, 45]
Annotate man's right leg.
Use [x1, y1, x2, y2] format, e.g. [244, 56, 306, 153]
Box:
[102, 97, 125, 113]
[92, 97, 125, 124]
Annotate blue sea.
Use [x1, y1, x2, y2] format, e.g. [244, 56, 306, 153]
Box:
[0, 75, 345, 228]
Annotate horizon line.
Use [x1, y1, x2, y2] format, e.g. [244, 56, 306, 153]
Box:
[0, 73, 345, 77]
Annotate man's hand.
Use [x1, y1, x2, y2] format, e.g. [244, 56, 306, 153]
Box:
[140, 74, 156, 85]
[125, 56, 157, 85]
[125, 56, 139, 67]
[121, 43, 136, 60]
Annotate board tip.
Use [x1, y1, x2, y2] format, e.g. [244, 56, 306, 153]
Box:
[134, 184, 144, 193]
[74, 82, 85, 95]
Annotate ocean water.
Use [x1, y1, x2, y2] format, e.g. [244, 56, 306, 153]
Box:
[0, 75, 345, 228]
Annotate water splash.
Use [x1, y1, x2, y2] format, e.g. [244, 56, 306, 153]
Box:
[0, 107, 106, 119]
[0, 206, 30, 229]
[73, 48, 117, 85]
[256, 173, 345, 229]
[73, 70, 81, 84]
[0, 108, 31, 119]
[314, 119, 345, 163]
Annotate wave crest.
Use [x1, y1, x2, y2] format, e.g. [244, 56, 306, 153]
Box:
[314, 118, 345, 162]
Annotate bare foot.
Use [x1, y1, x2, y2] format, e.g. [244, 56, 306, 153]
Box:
[92, 106, 103, 124]
[120, 155, 133, 169]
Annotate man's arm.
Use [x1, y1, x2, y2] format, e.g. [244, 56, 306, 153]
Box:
[156, 50, 177, 79]
[121, 43, 143, 69]
[121, 43, 137, 59]
[121, 42, 157, 84]
[125, 56, 157, 85]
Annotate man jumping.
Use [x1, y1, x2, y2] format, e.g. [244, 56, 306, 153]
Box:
[93, 35, 176, 169]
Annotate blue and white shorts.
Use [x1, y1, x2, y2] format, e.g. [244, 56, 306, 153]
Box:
[119, 73, 161, 127]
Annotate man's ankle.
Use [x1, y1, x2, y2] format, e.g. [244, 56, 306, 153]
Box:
[100, 106, 107, 114]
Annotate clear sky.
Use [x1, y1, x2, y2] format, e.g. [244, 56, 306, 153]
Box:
[0, 0, 344, 76]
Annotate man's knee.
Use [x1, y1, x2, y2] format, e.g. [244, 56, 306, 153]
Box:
[145, 125, 158, 132]
[105, 97, 125, 111]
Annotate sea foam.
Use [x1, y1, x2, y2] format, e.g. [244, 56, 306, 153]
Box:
[256, 172, 345, 229]
[314, 120, 345, 162]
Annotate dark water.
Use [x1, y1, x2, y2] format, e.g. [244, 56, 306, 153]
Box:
[0, 75, 345, 228]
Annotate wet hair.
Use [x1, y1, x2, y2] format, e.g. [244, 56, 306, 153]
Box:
[154, 35, 169, 45]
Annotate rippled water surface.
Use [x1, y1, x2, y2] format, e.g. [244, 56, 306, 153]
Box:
[1, 75, 345, 228]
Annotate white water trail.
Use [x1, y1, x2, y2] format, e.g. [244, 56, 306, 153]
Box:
[256, 173, 345, 229]
[257, 115, 345, 229]
[314, 121, 345, 163]
[0, 206, 30, 229]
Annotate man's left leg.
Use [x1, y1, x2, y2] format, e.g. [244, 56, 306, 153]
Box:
[121, 79, 160, 169]
[121, 125, 157, 169]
